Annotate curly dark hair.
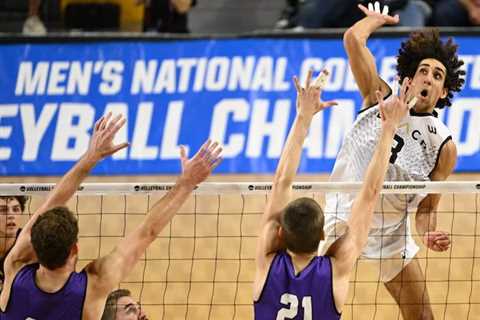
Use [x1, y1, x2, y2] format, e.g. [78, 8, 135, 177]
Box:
[396, 28, 465, 109]
[31, 207, 78, 270]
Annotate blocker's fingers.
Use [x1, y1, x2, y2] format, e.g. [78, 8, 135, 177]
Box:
[208, 141, 219, 153]
[293, 76, 301, 92]
[400, 77, 410, 101]
[313, 69, 329, 89]
[305, 68, 313, 88]
[179, 145, 188, 160]
[392, 79, 399, 98]
[374, 1, 381, 13]
[196, 139, 211, 158]
[368, 2, 374, 11]
[101, 112, 112, 130]
[407, 97, 418, 110]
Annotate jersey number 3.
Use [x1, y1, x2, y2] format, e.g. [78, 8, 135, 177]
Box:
[389, 134, 405, 164]
[276, 293, 312, 320]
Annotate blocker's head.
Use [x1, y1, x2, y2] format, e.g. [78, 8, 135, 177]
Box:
[280, 197, 324, 254]
[31, 206, 79, 270]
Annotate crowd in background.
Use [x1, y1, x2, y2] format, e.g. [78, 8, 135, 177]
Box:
[1, 0, 479, 36]
[277, 0, 480, 30]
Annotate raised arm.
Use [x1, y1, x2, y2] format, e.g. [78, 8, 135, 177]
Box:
[88, 140, 222, 293]
[344, 2, 399, 106]
[6, 113, 128, 266]
[255, 70, 337, 271]
[416, 140, 456, 252]
[328, 79, 412, 307]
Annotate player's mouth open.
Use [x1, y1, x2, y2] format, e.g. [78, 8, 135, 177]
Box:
[420, 89, 429, 98]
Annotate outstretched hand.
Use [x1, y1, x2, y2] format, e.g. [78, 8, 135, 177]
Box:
[179, 140, 223, 187]
[87, 112, 129, 162]
[376, 77, 414, 130]
[423, 230, 451, 252]
[293, 69, 337, 118]
[358, 1, 399, 26]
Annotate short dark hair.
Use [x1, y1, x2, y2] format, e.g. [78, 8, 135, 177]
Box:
[14, 196, 29, 212]
[280, 197, 324, 254]
[101, 289, 132, 320]
[396, 28, 465, 109]
[31, 207, 78, 270]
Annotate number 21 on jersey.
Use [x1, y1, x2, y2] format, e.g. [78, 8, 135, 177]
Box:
[276, 293, 312, 320]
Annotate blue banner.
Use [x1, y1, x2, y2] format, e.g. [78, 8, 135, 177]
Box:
[0, 36, 479, 175]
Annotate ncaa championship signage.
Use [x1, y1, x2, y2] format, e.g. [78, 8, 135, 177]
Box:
[0, 36, 478, 175]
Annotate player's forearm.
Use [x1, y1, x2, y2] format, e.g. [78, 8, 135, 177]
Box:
[415, 196, 438, 236]
[345, 16, 383, 45]
[264, 114, 311, 222]
[361, 125, 395, 201]
[142, 177, 195, 238]
[273, 114, 311, 188]
[43, 154, 97, 209]
[350, 125, 395, 247]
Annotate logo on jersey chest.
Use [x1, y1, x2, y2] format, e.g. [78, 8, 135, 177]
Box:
[412, 130, 427, 150]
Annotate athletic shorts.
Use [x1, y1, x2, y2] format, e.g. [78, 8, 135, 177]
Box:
[318, 214, 419, 282]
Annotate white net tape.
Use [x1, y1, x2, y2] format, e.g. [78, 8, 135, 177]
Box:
[0, 181, 479, 196]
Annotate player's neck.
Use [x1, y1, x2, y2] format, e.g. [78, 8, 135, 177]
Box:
[35, 262, 75, 293]
[413, 104, 435, 114]
[287, 250, 316, 275]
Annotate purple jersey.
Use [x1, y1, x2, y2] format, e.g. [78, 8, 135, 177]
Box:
[254, 251, 341, 320]
[2, 263, 87, 320]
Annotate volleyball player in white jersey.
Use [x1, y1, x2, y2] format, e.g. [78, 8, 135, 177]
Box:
[319, 2, 465, 319]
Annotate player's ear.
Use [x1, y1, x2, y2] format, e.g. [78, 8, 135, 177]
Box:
[440, 87, 448, 99]
[277, 226, 284, 240]
[71, 243, 79, 256]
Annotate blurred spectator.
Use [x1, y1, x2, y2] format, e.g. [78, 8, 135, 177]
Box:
[275, 0, 300, 29]
[137, 0, 196, 33]
[431, 0, 480, 26]
[23, 0, 46, 34]
[396, 0, 432, 26]
[277, 0, 432, 29]
[101, 289, 148, 320]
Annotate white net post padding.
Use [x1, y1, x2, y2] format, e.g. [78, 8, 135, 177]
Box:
[1, 181, 479, 320]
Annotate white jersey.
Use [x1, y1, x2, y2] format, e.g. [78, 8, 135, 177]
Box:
[326, 100, 453, 228]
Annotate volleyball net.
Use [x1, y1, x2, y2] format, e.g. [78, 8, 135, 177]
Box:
[0, 181, 479, 320]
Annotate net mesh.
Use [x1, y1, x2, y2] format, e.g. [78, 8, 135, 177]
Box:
[1, 182, 479, 320]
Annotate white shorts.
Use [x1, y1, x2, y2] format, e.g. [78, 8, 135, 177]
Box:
[318, 214, 419, 282]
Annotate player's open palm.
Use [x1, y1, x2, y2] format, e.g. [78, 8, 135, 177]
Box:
[293, 69, 337, 118]
[180, 139, 222, 186]
[423, 230, 451, 252]
[88, 112, 129, 161]
[358, 1, 399, 26]
[376, 77, 412, 129]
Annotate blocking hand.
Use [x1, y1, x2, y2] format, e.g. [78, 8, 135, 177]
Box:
[293, 69, 337, 119]
[179, 140, 223, 187]
[87, 112, 129, 162]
